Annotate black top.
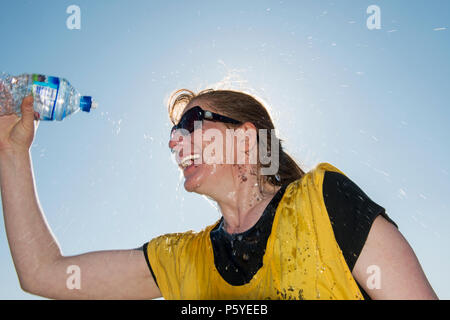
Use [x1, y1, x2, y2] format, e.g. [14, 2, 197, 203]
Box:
[322, 171, 397, 271]
[209, 183, 288, 286]
[143, 171, 398, 299]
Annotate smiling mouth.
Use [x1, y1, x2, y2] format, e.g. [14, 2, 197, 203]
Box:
[179, 154, 201, 170]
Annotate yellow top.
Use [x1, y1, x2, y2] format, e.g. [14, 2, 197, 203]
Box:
[146, 162, 364, 300]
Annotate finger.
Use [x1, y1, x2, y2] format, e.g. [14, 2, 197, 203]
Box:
[20, 95, 35, 130]
[34, 111, 40, 120]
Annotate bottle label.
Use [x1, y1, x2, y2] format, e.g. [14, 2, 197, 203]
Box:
[31, 74, 60, 120]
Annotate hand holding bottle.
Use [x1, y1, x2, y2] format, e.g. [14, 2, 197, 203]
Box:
[0, 73, 97, 121]
[0, 96, 40, 154]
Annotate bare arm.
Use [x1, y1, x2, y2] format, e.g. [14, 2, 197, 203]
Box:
[353, 215, 438, 300]
[27, 248, 161, 299]
[0, 97, 161, 299]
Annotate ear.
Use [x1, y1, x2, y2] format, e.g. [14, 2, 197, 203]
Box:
[237, 122, 258, 163]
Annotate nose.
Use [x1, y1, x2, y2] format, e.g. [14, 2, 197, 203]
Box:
[168, 140, 179, 152]
[168, 131, 178, 151]
[168, 129, 187, 153]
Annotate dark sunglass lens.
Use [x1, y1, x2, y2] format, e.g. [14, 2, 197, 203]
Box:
[170, 107, 203, 137]
[180, 108, 202, 132]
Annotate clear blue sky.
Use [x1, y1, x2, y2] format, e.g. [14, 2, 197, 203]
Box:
[0, 0, 449, 299]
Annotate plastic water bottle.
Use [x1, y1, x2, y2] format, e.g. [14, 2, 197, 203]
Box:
[0, 73, 97, 121]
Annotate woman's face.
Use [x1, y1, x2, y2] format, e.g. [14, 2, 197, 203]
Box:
[168, 100, 237, 195]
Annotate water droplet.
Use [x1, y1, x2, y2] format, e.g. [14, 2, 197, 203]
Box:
[227, 191, 236, 200]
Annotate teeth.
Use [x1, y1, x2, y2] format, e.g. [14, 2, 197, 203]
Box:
[181, 154, 200, 168]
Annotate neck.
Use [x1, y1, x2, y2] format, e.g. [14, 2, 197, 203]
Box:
[214, 166, 280, 234]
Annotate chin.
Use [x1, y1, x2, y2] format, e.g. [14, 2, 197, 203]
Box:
[182, 164, 206, 193]
[182, 163, 220, 194]
[184, 179, 200, 193]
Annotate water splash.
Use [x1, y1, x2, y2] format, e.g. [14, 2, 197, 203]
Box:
[398, 188, 407, 199]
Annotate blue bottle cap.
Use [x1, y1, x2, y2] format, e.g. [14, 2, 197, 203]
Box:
[80, 96, 93, 112]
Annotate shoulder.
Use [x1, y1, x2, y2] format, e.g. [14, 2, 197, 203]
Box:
[322, 169, 365, 202]
[312, 162, 398, 272]
[147, 231, 194, 253]
[147, 221, 220, 254]
[290, 162, 347, 188]
[311, 162, 347, 183]
[319, 164, 397, 228]
[277, 163, 346, 208]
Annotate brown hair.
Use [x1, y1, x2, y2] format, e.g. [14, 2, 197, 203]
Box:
[167, 88, 305, 192]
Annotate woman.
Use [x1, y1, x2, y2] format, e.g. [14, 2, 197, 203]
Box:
[0, 90, 437, 300]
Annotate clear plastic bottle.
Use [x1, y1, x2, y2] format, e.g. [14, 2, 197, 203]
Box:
[0, 73, 97, 121]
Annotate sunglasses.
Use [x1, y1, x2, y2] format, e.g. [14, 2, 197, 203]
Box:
[170, 106, 241, 137]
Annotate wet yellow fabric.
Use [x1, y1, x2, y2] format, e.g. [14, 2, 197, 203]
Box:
[146, 162, 364, 300]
